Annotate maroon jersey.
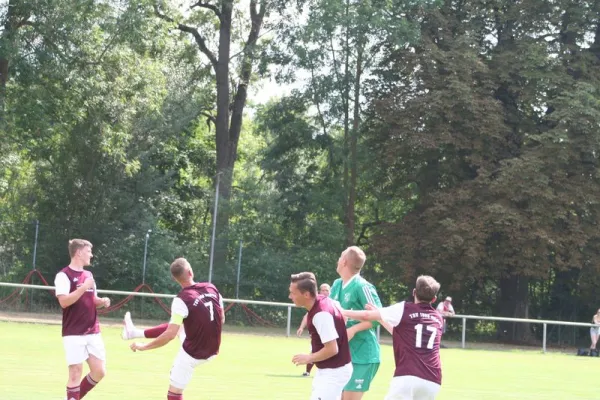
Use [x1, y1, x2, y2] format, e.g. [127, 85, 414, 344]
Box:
[384, 301, 443, 384]
[177, 282, 223, 360]
[56, 267, 99, 337]
[306, 295, 351, 369]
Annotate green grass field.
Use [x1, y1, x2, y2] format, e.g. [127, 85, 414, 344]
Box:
[0, 321, 596, 399]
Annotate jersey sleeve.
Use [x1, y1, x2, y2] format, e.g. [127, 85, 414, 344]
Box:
[312, 311, 339, 343]
[379, 301, 406, 328]
[357, 282, 383, 327]
[169, 297, 188, 325]
[54, 272, 70, 296]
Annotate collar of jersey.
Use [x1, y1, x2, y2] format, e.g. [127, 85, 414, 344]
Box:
[342, 273, 360, 290]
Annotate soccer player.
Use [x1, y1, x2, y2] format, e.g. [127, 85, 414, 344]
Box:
[329, 246, 382, 400]
[54, 239, 111, 400]
[297, 283, 332, 376]
[289, 272, 352, 400]
[342, 275, 444, 400]
[129, 258, 224, 400]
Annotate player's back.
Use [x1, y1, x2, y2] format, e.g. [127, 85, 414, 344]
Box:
[393, 301, 443, 385]
[177, 282, 223, 360]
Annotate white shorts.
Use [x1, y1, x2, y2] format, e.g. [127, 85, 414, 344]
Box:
[385, 376, 441, 400]
[62, 334, 106, 366]
[311, 362, 353, 400]
[169, 347, 215, 390]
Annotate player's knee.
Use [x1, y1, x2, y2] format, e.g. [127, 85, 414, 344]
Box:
[68, 364, 83, 383]
[92, 366, 106, 381]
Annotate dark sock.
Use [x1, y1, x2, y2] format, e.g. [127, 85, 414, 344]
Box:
[306, 363, 314, 373]
[79, 374, 98, 398]
[66, 385, 80, 400]
[145, 323, 169, 338]
[167, 391, 183, 400]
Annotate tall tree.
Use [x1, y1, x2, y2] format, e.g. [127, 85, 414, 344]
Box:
[151, 0, 272, 269]
[272, 0, 417, 245]
[367, 0, 600, 341]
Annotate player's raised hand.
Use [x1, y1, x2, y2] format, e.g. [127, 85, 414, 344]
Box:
[292, 353, 311, 366]
[81, 277, 95, 291]
[130, 342, 146, 352]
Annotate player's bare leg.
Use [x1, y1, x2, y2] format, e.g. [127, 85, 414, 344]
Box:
[66, 363, 83, 400]
[167, 384, 184, 400]
[591, 331, 598, 350]
[79, 354, 105, 398]
[123, 312, 185, 342]
[343, 391, 366, 400]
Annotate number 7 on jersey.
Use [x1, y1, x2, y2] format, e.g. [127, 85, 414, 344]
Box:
[203, 301, 214, 321]
[414, 324, 437, 349]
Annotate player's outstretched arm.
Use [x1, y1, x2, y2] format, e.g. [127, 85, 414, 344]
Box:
[343, 309, 382, 322]
[130, 323, 180, 352]
[347, 321, 374, 341]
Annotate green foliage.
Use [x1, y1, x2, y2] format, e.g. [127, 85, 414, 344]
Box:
[367, 0, 600, 340]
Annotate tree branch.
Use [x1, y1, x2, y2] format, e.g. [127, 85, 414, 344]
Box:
[153, 4, 217, 67]
[190, 1, 221, 18]
[356, 221, 383, 246]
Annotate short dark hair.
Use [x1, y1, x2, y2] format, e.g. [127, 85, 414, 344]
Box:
[415, 275, 440, 302]
[68, 239, 92, 258]
[170, 258, 191, 280]
[290, 272, 317, 297]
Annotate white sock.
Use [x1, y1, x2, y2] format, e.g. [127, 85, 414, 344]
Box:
[133, 328, 145, 338]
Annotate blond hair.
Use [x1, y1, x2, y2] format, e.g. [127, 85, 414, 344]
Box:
[345, 246, 366, 273]
[68, 239, 92, 258]
[170, 257, 191, 280]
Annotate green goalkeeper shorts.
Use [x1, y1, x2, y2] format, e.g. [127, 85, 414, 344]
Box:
[344, 362, 380, 392]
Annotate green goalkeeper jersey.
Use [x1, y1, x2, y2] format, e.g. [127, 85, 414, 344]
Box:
[330, 275, 382, 364]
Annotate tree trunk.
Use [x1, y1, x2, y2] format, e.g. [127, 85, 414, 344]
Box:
[347, 43, 363, 247]
[0, 0, 20, 115]
[213, 0, 266, 274]
[497, 275, 532, 343]
[342, 0, 351, 246]
[211, 1, 234, 276]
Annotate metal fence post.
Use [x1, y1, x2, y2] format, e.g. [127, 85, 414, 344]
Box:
[32, 220, 39, 270]
[208, 172, 222, 283]
[287, 306, 292, 337]
[461, 317, 466, 349]
[543, 323, 547, 353]
[30, 220, 40, 312]
[235, 240, 243, 299]
[142, 230, 151, 284]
